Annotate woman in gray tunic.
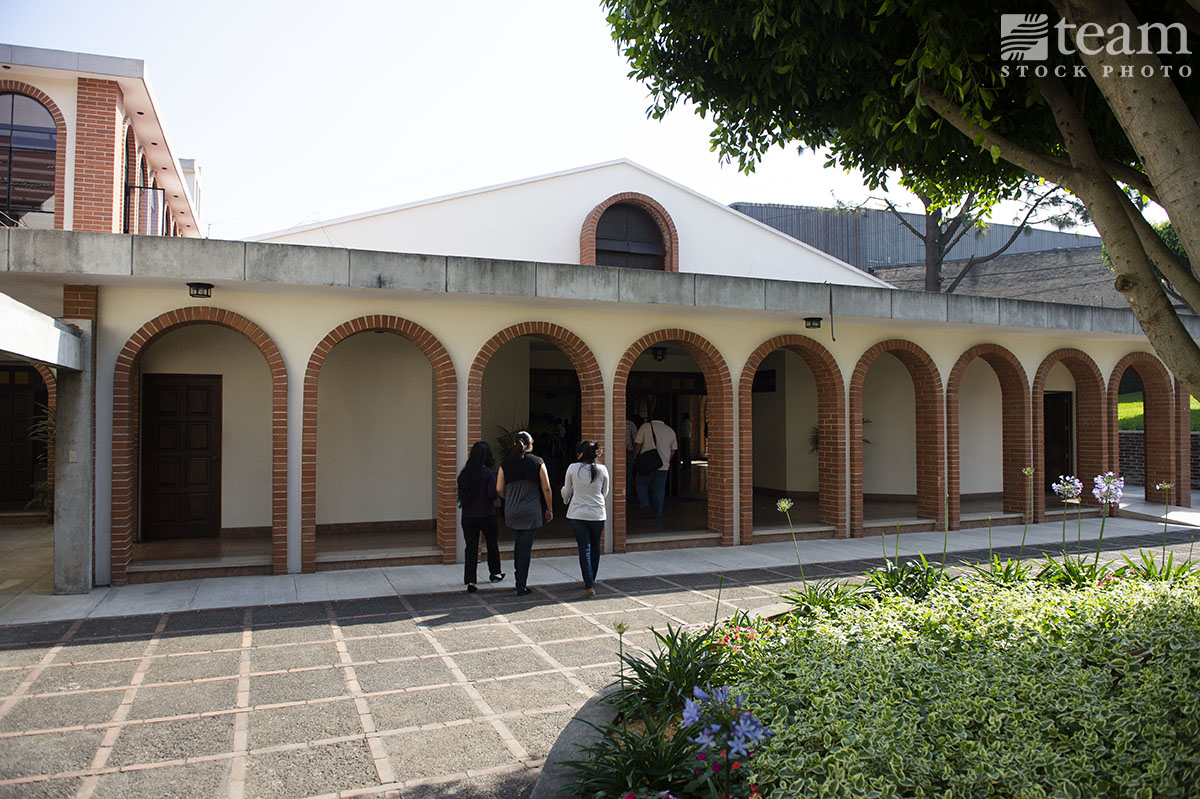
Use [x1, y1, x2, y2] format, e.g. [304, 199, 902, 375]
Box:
[496, 431, 553, 595]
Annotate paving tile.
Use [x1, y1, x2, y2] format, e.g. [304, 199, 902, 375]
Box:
[653, 602, 723, 626]
[451, 646, 549, 681]
[107, 714, 236, 767]
[129, 678, 239, 719]
[143, 650, 242, 683]
[383, 722, 515, 781]
[250, 622, 334, 647]
[590, 608, 678, 634]
[354, 659, 455, 693]
[249, 641, 340, 673]
[247, 698, 362, 748]
[604, 576, 675, 594]
[250, 668, 350, 705]
[336, 614, 419, 638]
[414, 606, 499, 628]
[433, 626, 524, 654]
[245, 739, 377, 798]
[163, 608, 245, 633]
[367, 685, 479, 731]
[488, 601, 574, 621]
[74, 615, 160, 639]
[550, 596, 642, 616]
[512, 616, 605, 643]
[0, 622, 73, 646]
[0, 644, 52, 669]
[575, 664, 618, 692]
[0, 689, 124, 732]
[0, 667, 29, 697]
[405, 593, 486, 614]
[403, 770, 537, 799]
[28, 659, 140, 693]
[0, 728, 104, 778]
[538, 637, 620, 669]
[250, 602, 328, 626]
[506, 708, 578, 759]
[0, 776, 82, 798]
[92, 759, 229, 799]
[155, 629, 243, 655]
[342, 633, 436, 663]
[475, 673, 587, 716]
[330, 596, 409, 619]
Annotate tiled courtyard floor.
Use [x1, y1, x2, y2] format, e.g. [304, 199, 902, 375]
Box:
[2, 513, 1199, 798]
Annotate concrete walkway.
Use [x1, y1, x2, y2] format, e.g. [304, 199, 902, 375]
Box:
[0, 513, 1197, 798]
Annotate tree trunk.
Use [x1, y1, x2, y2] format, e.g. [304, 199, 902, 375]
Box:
[924, 207, 943, 292]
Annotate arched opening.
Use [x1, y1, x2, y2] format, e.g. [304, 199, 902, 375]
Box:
[580, 192, 680, 271]
[850, 341, 944, 537]
[0, 92, 58, 229]
[946, 345, 1030, 530]
[0, 362, 54, 595]
[111, 308, 288, 586]
[468, 323, 604, 559]
[304, 318, 456, 571]
[1110, 353, 1176, 506]
[1032, 349, 1107, 522]
[739, 336, 846, 542]
[612, 330, 731, 551]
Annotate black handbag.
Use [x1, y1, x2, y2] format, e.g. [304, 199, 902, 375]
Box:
[634, 421, 664, 475]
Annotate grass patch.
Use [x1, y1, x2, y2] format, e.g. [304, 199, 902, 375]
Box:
[1118, 391, 1200, 431]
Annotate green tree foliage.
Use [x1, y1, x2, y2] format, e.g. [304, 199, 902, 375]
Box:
[603, 0, 1200, 396]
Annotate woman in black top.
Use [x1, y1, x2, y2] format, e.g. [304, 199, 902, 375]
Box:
[497, 431, 553, 596]
[456, 441, 504, 592]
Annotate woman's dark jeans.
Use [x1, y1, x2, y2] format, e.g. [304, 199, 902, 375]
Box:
[461, 515, 501, 585]
[568, 518, 604, 589]
[512, 528, 538, 590]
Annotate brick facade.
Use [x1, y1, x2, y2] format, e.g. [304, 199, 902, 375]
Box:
[611, 330, 732, 550]
[110, 307, 288, 585]
[1032, 349, 1108, 522]
[849, 341, 945, 536]
[1109, 353, 1174, 504]
[302, 316, 457, 571]
[579, 192, 680, 271]
[1175, 378, 1192, 505]
[946, 344, 1031, 528]
[73, 79, 125, 233]
[738, 335, 847, 541]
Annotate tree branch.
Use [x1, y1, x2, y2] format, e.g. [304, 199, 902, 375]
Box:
[943, 189, 1056, 294]
[882, 198, 929, 242]
[1102, 159, 1160, 205]
[1118, 198, 1200, 314]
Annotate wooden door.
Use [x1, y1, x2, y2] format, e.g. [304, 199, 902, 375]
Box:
[1043, 391, 1073, 491]
[141, 375, 221, 540]
[0, 366, 44, 509]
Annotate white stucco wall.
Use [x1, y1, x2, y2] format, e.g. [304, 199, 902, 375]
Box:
[258, 161, 889, 288]
[316, 332, 433, 524]
[137, 325, 272, 528]
[958, 358, 1004, 494]
[752, 349, 819, 493]
[481, 338, 531, 456]
[88, 280, 1160, 582]
[862, 354, 917, 496]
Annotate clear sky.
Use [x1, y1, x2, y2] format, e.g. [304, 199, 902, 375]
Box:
[8, 0, 1082, 242]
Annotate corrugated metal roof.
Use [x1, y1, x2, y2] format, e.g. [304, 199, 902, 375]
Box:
[730, 203, 1101, 272]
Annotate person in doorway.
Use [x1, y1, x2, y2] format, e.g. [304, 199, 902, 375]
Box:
[561, 440, 610, 599]
[456, 441, 504, 593]
[633, 411, 678, 519]
[625, 414, 642, 502]
[497, 431, 553, 596]
[679, 412, 692, 470]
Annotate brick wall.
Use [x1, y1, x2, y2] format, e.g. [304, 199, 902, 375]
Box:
[73, 79, 124, 233]
[1120, 430, 1200, 489]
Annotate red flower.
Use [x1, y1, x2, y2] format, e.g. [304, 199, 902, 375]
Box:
[732, 761, 741, 770]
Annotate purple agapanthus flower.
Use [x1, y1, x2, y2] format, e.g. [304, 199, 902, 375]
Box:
[1092, 472, 1124, 505]
[1052, 475, 1083, 500]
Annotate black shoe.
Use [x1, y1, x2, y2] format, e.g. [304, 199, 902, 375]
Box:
[516, 587, 532, 596]
[466, 583, 478, 593]
[490, 573, 505, 583]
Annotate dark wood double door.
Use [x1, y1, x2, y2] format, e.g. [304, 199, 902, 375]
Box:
[0, 365, 48, 510]
[141, 374, 222, 540]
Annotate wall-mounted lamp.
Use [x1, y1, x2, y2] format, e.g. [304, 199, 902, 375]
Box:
[650, 346, 667, 362]
[187, 282, 214, 299]
[804, 317, 822, 329]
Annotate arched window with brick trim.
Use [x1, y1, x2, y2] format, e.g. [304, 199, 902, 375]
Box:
[580, 192, 680, 271]
[0, 92, 58, 228]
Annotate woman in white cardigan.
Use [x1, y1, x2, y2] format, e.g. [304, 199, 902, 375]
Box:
[560, 441, 610, 598]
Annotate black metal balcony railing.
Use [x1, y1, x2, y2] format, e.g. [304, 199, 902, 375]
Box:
[124, 184, 168, 236]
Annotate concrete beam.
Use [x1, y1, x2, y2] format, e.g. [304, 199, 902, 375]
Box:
[54, 320, 94, 594]
[0, 292, 85, 370]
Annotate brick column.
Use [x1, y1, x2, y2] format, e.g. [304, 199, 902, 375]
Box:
[73, 78, 124, 233]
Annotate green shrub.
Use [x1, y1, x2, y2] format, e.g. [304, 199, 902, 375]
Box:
[610, 625, 724, 718]
[781, 580, 869, 617]
[862, 554, 955, 601]
[738, 580, 1200, 798]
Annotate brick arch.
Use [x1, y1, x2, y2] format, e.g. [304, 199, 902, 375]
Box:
[946, 344, 1031, 530]
[849, 340, 944, 537]
[0, 81, 67, 231]
[303, 316, 457, 571]
[111, 308, 288, 585]
[739, 335, 846, 542]
[1109, 352, 1175, 504]
[1174, 377, 1192, 507]
[579, 192, 680, 272]
[122, 125, 137, 233]
[468, 321, 604, 457]
[31, 364, 57, 490]
[1031, 348, 1108, 522]
[613, 329, 732, 551]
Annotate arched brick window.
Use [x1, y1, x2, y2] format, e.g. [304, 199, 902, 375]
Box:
[946, 344, 1031, 529]
[1031, 348, 1107, 522]
[580, 192, 679, 271]
[0, 85, 66, 230]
